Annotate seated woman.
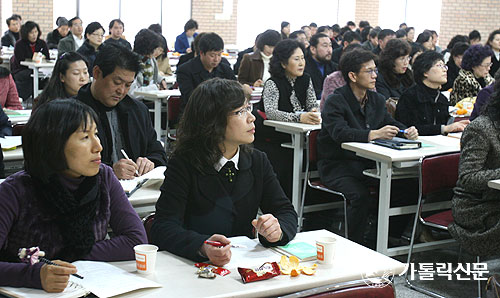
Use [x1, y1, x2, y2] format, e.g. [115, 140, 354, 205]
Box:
[10, 21, 49, 100]
[396, 51, 469, 135]
[77, 22, 105, 73]
[128, 29, 166, 100]
[238, 29, 281, 87]
[280, 21, 290, 40]
[415, 31, 434, 51]
[0, 99, 146, 291]
[0, 65, 22, 109]
[262, 39, 320, 124]
[450, 44, 494, 105]
[174, 19, 198, 54]
[449, 79, 500, 256]
[487, 29, 500, 77]
[442, 42, 469, 91]
[376, 38, 414, 100]
[148, 24, 173, 77]
[35, 52, 90, 107]
[471, 70, 500, 120]
[151, 78, 297, 266]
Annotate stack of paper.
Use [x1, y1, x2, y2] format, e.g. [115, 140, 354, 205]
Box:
[119, 166, 166, 195]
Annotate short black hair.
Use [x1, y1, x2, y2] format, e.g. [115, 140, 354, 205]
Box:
[310, 33, 329, 48]
[108, 19, 124, 31]
[487, 30, 500, 48]
[469, 30, 481, 41]
[148, 23, 162, 34]
[133, 28, 162, 56]
[446, 35, 469, 50]
[405, 27, 414, 34]
[309, 22, 317, 28]
[84, 22, 104, 40]
[416, 31, 432, 44]
[413, 50, 443, 83]
[184, 19, 198, 32]
[399, 23, 407, 29]
[347, 21, 355, 27]
[193, 32, 207, 55]
[339, 48, 376, 82]
[256, 30, 281, 51]
[68, 17, 81, 28]
[198, 32, 224, 54]
[23, 99, 99, 183]
[300, 25, 310, 31]
[20, 21, 41, 41]
[11, 14, 21, 21]
[289, 30, 305, 40]
[6, 16, 16, 26]
[396, 29, 407, 39]
[378, 29, 396, 41]
[331, 24, 340, 33]
[369, 28, 380, 39]
[281, 21, 290, 29]
[451, 42, 470, 58]
[269, 39, 305, 78]
[94, 43, 140, 77]
[359, 21, 370, 29]
[317, 26, 330, 34]
[342, 31, 361, 44]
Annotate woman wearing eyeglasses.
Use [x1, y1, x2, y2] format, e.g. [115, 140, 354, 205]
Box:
[396, 51, 469, 136]
[376, 38, 414, 100]
[76, 22, 105, 74]
[35, 52, 89, 108]
[450, 44, 494, 106]
[151, 78, 297, 266]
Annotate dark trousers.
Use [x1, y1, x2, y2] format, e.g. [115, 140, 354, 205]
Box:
[13, 68, 33, 100]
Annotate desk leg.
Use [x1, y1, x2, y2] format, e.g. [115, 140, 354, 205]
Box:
[376, 161, 392, 255]
[33, 67, 39, 98]
[154, 99, 162, 141]
[291, 133, 304, 214]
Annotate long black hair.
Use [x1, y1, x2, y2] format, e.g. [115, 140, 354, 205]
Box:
[35, 52, 89, 108]
[174, 78, 248, 173]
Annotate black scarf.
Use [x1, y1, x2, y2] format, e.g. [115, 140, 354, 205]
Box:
[32, 173, 101, 261]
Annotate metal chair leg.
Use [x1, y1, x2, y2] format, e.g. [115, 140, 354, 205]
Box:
[477, 255, 481, 298]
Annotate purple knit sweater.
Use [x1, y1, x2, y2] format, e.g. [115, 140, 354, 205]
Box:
[0, 164, 147, 289]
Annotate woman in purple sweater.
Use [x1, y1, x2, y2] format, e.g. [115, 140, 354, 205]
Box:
[0, 99, 147, 292]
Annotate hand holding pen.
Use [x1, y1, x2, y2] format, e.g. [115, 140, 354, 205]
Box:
[401, 126, 419, 140]
[40, 259, 81, 293]
[201, 234, 232, 267]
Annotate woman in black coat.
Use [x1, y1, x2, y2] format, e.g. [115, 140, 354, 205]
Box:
[11, 21, 49, 100]
[77, 22, 104, 75]
[396, 51, 469, 135]
[151, 78, 297, 266]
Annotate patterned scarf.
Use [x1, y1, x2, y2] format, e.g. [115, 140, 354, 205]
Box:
[140, 57, 154, 86]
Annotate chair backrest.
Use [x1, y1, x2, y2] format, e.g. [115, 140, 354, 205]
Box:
[142, 213, 155, 244]
[168, 96, 181, 122]
[420, 152, 461, 196]
[307, 129, 320, 166]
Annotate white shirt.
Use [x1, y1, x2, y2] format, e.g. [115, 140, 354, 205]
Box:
[73, 34, 84, 49]
[214, 147, 240, 172]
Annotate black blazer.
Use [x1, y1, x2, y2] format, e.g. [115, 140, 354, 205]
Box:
[11, 39, 50, 75]
[176, 56, 236, 109]
[76, 84, 167, 167]
[304, 54, 337, 100]
[151, 149, 298, 262]
[317, 84, 406, 182]
[395, 83, 450, 136]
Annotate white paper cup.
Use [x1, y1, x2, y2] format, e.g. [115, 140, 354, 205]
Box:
[134, 244, 158, 274]
[312, 112, 322, 122]
[316, 237, 336, 266]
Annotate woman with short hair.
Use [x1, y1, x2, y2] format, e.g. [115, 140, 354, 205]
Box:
[450, 44, 494, 105]
[486, 29, 500, 77]
[77, 22, 105, 73]
[151, 78, 297, 266]
[0, 99, 147, 291]
[238, 29, 281, 86]
[35, 52, 89, 107]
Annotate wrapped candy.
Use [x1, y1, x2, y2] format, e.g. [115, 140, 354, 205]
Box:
[237, 262, 281, 283]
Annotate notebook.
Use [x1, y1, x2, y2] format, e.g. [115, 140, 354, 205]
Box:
[373, 137, 421, 150]
[0, 260, 162, 298]
[119, 166, 166, 196]
[0, 136, 22, 150]
[272, 241, 317, 261]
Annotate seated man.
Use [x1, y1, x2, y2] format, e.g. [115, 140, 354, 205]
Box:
[177, 32, 236, 109]
[58, 17, 84, 55]
[304, 33, 337, 100]
[331, 31, 361, 64]
[1, 15, 21, 47]
[372, 29, 396, 56]
[77, 43, 167, 180]
[317, 48, 418, 245]
[104, 19, 132, 50]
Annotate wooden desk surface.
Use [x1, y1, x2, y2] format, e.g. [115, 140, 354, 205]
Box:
[111, 230, 405, 298]
[264, 120, 321, 134]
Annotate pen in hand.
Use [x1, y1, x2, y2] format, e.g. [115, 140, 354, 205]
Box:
[204, 240, 247, 248]
[399, 129, 407, 134]
[39, 258, 84, 279]
[120, 149, 140, 176]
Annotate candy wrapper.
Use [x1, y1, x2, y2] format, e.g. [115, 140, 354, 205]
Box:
[18, 247, 45, 265]
[238, 262, 281, 283]
[194, 263, 231, 277]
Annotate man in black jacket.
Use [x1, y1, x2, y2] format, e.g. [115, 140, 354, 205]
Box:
[317, 48, 418, 245]
[177, 32, 236, 110]
[304, 33, 337, 100]
[1, 16, 21, 47]
[77, 43, 167, 180]
[331, 31, 361, 64]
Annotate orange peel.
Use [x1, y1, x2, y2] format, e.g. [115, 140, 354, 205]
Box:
[279, 255, 317, 276]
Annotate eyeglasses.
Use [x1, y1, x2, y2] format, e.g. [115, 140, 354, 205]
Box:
[360, 68, 378, 75]
[397, 56, 411, 62]
[91, 33, 104, 38]
[480, 62, 493, 68]
[232, 103, 253, 117]
[434, 63, 448, 70]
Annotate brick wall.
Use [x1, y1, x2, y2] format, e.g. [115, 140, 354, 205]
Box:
[13, 0, 53, 41]
[440, 0, 500, 48]
[191, 0, 237, 45]
[355, 0, 379, 29]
